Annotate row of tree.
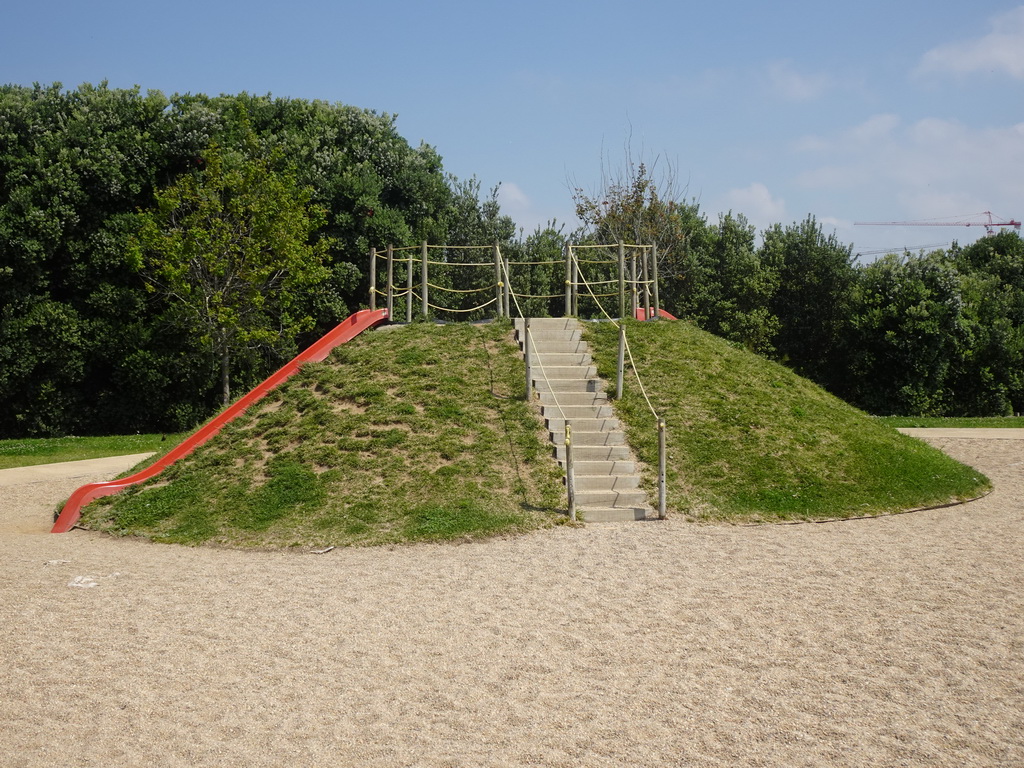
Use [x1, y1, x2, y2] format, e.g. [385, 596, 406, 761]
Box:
[0, 82, 511, 436]
[2, 83, 1022, 436]
[570, 161, 1024, 418]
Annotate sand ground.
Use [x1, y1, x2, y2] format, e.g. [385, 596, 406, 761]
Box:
[0, 434, 1021, 767]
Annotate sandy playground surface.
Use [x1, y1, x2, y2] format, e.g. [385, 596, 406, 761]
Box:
[0, 432, 1021, 767]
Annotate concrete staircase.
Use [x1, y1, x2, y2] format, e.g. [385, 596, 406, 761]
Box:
[514, 317, 654, 522]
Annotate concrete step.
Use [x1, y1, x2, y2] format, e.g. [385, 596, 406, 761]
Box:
[572, 460, 636, 476]
[519, 328, 582, 343]
[579, 507, 653, 522]
[532, 378, 604, 393]
[525, 340, 590, 354]
[572, 474, 640, 491]
[575, 489, 650, 508]
[532, 365, 598, 380]
[550, 430, 626, 447]
[538, 391, 608, 406]
[554, 444, 631, 461]
[545, 417, 621, 433]
[542, 404, 615, 420]
[517, 317, 655, 523]
[514, 317, 576, 330]
[530, 352, 593, 366]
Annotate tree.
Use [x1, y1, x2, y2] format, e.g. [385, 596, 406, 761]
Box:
[761, 216, 857, 391]
[130, 143, 332, 406]
[847, 251, 970, 415]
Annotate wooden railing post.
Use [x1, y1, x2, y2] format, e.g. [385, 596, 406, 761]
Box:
[369, 247, 377, 310]
[493, 241, 503, 318]
[618, 242, 626, 320]
[564, 244, 572, 317]
[420, 241, 428, 319]
[642, 246, 650, 320]
[386, 244, 394, 318]
[406, 250, 413, 323]
[652, 243, 660, 319]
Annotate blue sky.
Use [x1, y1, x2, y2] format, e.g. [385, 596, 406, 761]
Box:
[3, 0, 1023, 257]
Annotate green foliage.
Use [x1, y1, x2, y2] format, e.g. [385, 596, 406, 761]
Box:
[0, 83, 471, 437]
[131, 141, 332, 405]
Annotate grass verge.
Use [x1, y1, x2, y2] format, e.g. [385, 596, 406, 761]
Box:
[879, 416, 1024, 428]
[584, 319, 990, 522]
[0, 433, 182, 470]
[81, 321, 566, 547]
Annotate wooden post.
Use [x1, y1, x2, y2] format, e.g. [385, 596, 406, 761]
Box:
[386, 244, 395, 318]
[405, 250, 413, 323]
[642, 245, 651, 320]
[631, 250, 638, 319]
[503, 252, 511, 317]
[493, 241, 503, 319]
[369, 247, 377, 310]
[618, 242, 626, 320]
[571, 253, 579, 316]
[564, 244, 572, 318]
[616, 322, 625, 400]
[523, 318, 532, 401]
[658, 418, 667, 519]
[420, 240, 428, 319]
[565, 423, 576, 522]
[652, 243, 660, 319]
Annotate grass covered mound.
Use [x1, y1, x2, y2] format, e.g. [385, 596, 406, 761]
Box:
[81, 321, 565, 547]
[585, 319, 990, 522]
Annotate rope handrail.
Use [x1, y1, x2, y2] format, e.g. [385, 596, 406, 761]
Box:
[568, 249, 660, 421]
[426, 281, 496, 294]
[425, 258, 495, 267]
[424, 296, 499, 313]
[497, 245, 568, 423]
[425, 244, 493, 250]
[510, 290, 564, 299]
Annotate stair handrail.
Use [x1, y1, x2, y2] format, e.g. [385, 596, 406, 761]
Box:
[498, 247, 577, 520]
[568, 245, 668, 519]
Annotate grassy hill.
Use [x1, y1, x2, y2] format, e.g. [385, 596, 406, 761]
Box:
[82, 321, 565, 547]
[584, 319, 989, 522]
[81, 317, 990, 546]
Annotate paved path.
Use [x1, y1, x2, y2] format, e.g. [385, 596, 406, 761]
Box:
[0, 453, 154, 487]
[899, 427, 1024, 439]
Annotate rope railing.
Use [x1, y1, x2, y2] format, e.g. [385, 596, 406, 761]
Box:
[567, 245, 667, 519]
[368, 239, 668, 519]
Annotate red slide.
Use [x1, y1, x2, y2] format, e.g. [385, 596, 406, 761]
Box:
[635, 307, 677, 320]
[51, 308, 389, 533]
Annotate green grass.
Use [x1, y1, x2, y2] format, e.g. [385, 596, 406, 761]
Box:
[0, 433, 182, 470]
[81, 321, 566, 547]
[879, 415, 1024, 428]
[584, 319, 990, 522]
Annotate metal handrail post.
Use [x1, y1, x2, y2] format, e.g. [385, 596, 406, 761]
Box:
[658, 418, 667, 519]
[565, 423, 576, 522]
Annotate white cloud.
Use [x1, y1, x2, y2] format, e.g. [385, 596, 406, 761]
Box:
[793, 115, 1024, 223]
[917, 5, 1024, 79]
[764, 59, 833, 101]
[719, 183, 787, 231]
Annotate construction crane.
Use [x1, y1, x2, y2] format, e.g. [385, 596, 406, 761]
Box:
[854, 211, 1021, 236]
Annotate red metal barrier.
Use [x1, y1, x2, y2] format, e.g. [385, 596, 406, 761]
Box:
[635, 307, 677, 321]
[51, 308, 389, 533]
